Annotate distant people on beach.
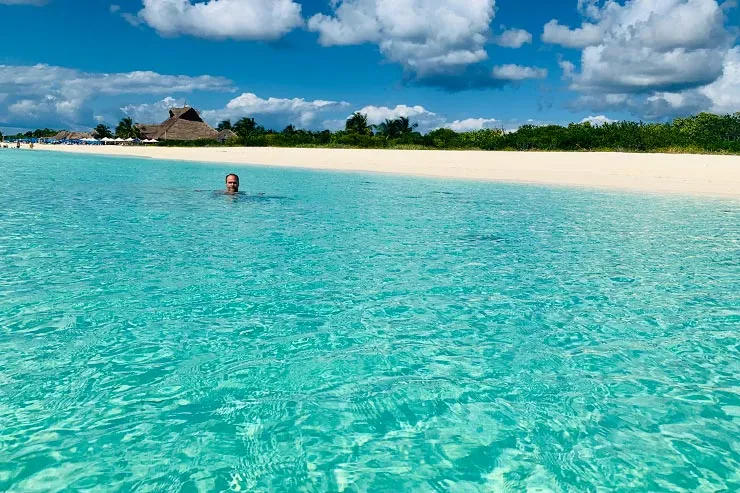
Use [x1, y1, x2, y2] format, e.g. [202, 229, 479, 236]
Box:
[225, 173, 239, 194]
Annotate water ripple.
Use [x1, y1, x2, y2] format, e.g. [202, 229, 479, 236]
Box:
[1, 151, 739, 491]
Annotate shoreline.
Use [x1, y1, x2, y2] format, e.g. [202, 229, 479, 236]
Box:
[32, 144, 740, 199]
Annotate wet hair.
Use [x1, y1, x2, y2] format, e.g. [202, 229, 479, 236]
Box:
[225, 173, 240, 183]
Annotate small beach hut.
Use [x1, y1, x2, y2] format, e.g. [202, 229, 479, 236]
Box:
[216, 129, 237, 143]
[52, 130, 94, 141]
[137, 106, 218, 141]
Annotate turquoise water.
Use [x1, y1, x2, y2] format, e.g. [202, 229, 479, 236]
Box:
[1, 150, 739, 492]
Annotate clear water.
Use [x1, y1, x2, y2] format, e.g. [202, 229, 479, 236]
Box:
[1, 150, 739, 492]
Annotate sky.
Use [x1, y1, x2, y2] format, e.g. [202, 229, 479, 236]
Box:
[0, 0, 738, 133]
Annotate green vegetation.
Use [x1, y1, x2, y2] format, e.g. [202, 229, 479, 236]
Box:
[3, 128, 58, 140]
[345, 112, 373, 136]
[115, 117, 141, 139]
[375, 116, 418, 139]
[213, 112, 740, 154]
[93, 124, 113, 139]
[5, 112, 738, 154]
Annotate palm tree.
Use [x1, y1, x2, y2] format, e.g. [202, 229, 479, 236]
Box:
[217, 120, 232, 131]
[375, 119, 401, 139]
[374, 117, 419, 139]
[115, 117, 141, 139]
[345, 112, 372, 135]
[233, 117, 257, 136]
[396, 116, 418, 135]
[93, 124, 113, 139]
[282, 124, 296, 135]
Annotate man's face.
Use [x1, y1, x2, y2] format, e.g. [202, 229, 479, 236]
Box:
[226, 175, 239, 193]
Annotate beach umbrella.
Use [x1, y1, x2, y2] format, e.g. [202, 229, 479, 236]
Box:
[125, 138, 135, 142]
[82, 138, 98, 142]
[114, 138, 124, 142]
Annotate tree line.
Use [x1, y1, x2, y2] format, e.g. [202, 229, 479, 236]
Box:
[207, 112, 740, 153]
[1, 119, 140, 141]
[5, 112, 740, 153]
[2, 128, 57, 140]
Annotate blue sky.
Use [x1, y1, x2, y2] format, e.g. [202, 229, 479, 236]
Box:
[0, 0, 738, 133]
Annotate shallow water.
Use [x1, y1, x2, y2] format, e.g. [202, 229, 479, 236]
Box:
[1, 150, 739, 492]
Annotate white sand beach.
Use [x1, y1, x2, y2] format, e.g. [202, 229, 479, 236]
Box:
[36, 144, 740, 198]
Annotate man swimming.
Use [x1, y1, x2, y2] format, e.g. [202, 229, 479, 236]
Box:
[225, 173, 240, 194]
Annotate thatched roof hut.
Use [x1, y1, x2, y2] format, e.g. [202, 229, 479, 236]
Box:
[52, 131, 93, 140]
[137, 107, 217, 141]
[215, 129, 237, 142]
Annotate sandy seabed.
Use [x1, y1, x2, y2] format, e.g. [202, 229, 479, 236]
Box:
[32, 144, 740, 198]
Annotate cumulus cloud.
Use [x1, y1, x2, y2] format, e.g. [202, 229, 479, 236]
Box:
[0, 64, 233, 128]
[321, 104, 445, 132]
[542, 20, 603, 48]
[120, 96, 186, 123]
[546, 0, 739, 118]
[354, 104, 445, 131]
[492, 64, 548, 81]
[333, 104, 526, 133]
[308, 0, 496, 76]
[699, 45, 740, 114]
[574, 47, 740, 119]
[580, 115, 616, 125]
[443, 118, 501, 132]
[137, 0, 303, 40]
[201, 92, 350, 128]
[495, 28, 532, 48]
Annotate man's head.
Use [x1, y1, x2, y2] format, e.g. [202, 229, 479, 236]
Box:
[225, 173, 240, 193]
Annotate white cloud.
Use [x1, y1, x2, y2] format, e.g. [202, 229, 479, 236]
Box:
[201, 92, 350, 128]
[307, 0, 496, 75]
[109, 4, 120, 12]
[120, 96, 186, 123]
[444, 118, 501, 132]
[495, 28, 532, 48]
[699, 46, 740, 114]
[355, 104, 447, 132]
[137, 0, 303, 40]
[0, 64, 233, 128]
[542, 20, 603, 48]
[547, 0, 738, 118]
[580, 115, 616, 125]
[558, 58, 576, 79]
[492, 64, 548, 81]
[330, 104, 552, 134]
[321, 104, 445, 133]
[341, 104, 512, 133]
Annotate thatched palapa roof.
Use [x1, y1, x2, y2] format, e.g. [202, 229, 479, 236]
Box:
[52, 131, 93, 140]
[137, 106, 217, 141]
[216, 129, 237, 142]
